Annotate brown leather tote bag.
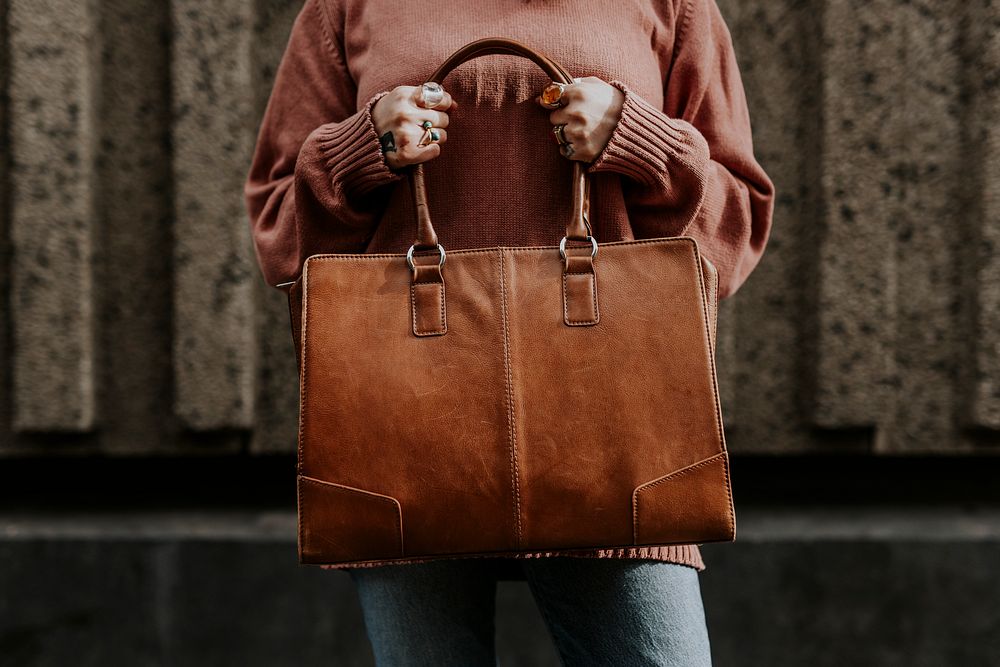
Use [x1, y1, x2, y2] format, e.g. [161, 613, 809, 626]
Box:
[287, 37, 736, 566]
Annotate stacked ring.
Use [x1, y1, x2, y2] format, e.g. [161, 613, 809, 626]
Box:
[418, 119, 440, 147]
[551, 124, 569, 146]
[551, 123, 575, 158]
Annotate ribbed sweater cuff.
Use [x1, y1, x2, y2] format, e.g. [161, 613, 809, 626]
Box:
[587, 79, 710, 190]
[317, 544, 706, 572]
[308, 90, 404, 198]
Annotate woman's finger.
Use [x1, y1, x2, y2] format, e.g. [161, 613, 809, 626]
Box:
[433, 90, 456, 110]
[547, 105, 575, 126]
[407, 107, 452, 129]
[391, 125, 447, 165]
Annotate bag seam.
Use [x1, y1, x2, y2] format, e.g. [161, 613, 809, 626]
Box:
[411, 281, 447, 335]
[562, 270, 600, 325]
[498, 248, 523, 547]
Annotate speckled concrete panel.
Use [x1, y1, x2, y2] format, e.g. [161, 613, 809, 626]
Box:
[0, 0, 10, 445]
[249, 0, 302, 453]
[0, 0, 998, 456]
[8, 0, 98, 432]
[251, 0, 301, 114]
[886, 0, 971, 452]
[715, 0, 829, 451]
[968, 0, 1000, 430]
[813, 0, 899, 430]
[170, 1, 257, 430]
[94, 1, 221, 453]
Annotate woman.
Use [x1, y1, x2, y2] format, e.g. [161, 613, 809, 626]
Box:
[245, 0, 774, 664]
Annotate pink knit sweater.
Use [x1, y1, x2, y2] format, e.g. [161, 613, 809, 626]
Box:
[245, 0, 775, 572]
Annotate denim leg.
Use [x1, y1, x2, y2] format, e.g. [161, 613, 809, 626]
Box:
[520, 558, 713, 667]
[348, 559, 501, 667]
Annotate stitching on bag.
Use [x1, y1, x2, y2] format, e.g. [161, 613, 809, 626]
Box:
[682, 246, 735, 538]
[301, 236, 698, 265]
[411, 281, 447, 336]
[562, 270, 599, 325]
[410, 282, 419, 334]
[721, 451, 735, 540]
[299, 475, 405, 556]
[687, 240, 726, 456]
[439, 281, 446, 332]
[631, 451, 727, 544]
[296, 462, 304, 559]
[498, 248, 523, 547]
[296, 265, 314, 557]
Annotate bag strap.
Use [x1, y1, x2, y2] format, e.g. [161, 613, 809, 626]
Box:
[407, 37, 592, 251]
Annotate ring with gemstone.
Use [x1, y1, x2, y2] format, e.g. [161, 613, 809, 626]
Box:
[560, 143, 575, 159]
[419, 81, 445, 108]
[540, 82, 567, 109]
[418, 119, 440, 147]
[551, 124, 570, 146]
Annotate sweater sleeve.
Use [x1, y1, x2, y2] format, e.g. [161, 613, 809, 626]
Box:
[585, 0, 775, 299]
[244, 0, 405, 289]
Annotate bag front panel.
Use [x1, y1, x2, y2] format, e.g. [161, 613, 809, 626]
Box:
[298, 250, 518, 561]
[505, 239, 730, 550]
[296, 239, 734, 565]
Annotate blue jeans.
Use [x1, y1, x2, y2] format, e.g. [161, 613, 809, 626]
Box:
[348, 557, 713, 666]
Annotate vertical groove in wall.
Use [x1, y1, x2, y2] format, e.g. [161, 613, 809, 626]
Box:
[0, 0, 9, 445]
[0, 0, 11, 452]
[886, 0, 967, 452]
[95, 0, 176, 453]
[249, 0, 304, 453]
[9, 0, 99, 432]
[719, 0, 830, 451]
[170, 0, 257, 431]
[967, 0, 1000, 430]
[812, 0, 898, 431]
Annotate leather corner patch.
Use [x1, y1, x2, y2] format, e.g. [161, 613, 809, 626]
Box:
[297, 475, 404, 564]
[632, 452, 735, 546]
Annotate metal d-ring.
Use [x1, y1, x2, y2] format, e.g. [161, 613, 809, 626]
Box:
[559, 235, 598, 261]
[406, 243, 446, 271]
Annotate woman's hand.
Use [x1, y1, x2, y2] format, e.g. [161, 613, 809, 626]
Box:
[536, 76, 625, 163]
[372, 85, 457, 170]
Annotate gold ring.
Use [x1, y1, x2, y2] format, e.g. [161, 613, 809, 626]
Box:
[418, 119, 440, 147]
[540, 82, 567, 109]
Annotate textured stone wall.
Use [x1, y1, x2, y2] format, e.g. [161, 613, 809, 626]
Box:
[0, 0, 997, 455]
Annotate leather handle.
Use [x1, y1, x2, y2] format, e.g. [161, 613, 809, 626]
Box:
[408, 37, 592, 250]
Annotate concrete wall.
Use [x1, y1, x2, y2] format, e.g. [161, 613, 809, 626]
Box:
[2, 506, 998, 666]
[0, 0, 998, 456]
